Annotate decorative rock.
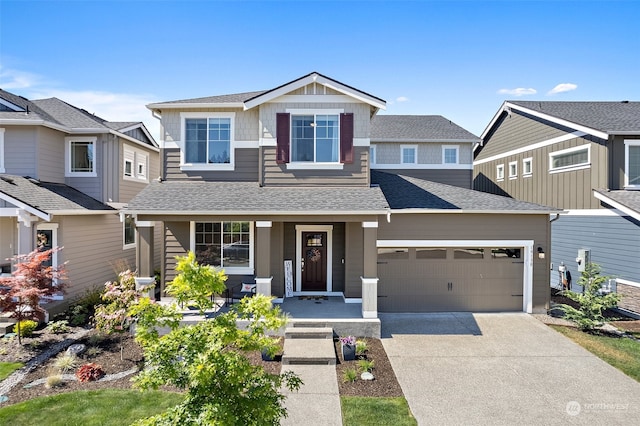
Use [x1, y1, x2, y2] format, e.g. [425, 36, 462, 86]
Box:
[361, 372, 374, 381]
[0, 395, 7, 403]
[66, 344, 87, 356]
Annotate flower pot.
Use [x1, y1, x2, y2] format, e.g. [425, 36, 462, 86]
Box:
[342, 343, 356, 361]
[261, 349, 275, 361]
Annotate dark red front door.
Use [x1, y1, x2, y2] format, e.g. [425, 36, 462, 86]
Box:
[301, 232, 327, 291]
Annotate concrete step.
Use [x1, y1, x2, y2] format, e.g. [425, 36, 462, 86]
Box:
[290, 321, 328, 328]
[285, 327, 333, 339]
[0, 322, 15, 334]
[282, 338, 336, 365]
[0, 312, 17, 324]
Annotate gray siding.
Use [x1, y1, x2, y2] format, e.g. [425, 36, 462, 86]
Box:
[269, 222, 285, 297]
[65, 134, 107, 202]
[610, 135, 640, 190]
[344, 222, 364, 298]
[550, 214, 640, 290]
[119, 139, 160, 203]
[373, 142, 473, 165]
[163, 221, 190, 285]
[374, 169, 472, 189]
[262, 146, 369, 186]
[3, 126, 37, 176]
[163, 147, 258, 181]
[36, 127, 65, 183]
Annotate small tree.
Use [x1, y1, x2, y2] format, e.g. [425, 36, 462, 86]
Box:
[0, 247, 67, 344]
[558, 262, 620, 331]
[165, 251, 227, 314]
[132, 294, 302, 426]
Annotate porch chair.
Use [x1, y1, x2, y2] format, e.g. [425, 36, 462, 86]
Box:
[226, 282, 257, 305]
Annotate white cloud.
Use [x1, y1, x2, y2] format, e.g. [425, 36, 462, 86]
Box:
[547, 83, 578, 95]
[396, 96, 409, 102]
[497, 88, 537, 96]
[0, 67, 42, 90]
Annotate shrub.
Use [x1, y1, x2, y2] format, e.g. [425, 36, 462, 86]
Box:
[357, 359, 375, 373]
[15, 320, 38, 338]
[355, 339, 368, 356]
[45, 320, 70, 334]
[75, 363, 105, 382]
[53, 353, 78, 374]
[45, 374, 64, 389]
[87, 332, 106, 347]
[343, 368, 358, 383]
[85, 346, 103, 357]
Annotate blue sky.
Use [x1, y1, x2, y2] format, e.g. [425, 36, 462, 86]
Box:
[1, 0, 639, 140]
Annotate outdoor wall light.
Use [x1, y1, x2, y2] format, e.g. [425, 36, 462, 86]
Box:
[537, 246, 545, 259]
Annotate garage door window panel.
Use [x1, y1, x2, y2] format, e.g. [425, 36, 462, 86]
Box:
[491, 248, 521, 259]
[416, 248, 447, 259]
[454, 248, 484, 259]
[378, 248, 409, 260]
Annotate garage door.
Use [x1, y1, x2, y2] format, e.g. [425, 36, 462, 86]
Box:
[378, 247, 524, 312]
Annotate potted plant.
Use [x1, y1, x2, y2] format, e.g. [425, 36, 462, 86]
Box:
[340, 335, 356, 361]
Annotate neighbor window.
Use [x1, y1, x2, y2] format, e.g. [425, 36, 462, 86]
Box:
[370, 146, 376, 165]
[496, 164, 504, 180]
[123, 214, 136, 248]
[625, 140, 640, 188]
[0, 128, 5, 173]
[291, 114, 339, 162]
[523, 158, 532, 176]
[193, 221, 253, 273]
[137, 162, 146, 179]
[124, 160, 133, 177]
[66, 137, 97, 177]
[442, 146, 459, 164]
[549, 145, 590, 173]
[401, 145, 417, 164]
[509, 161, 517, 179]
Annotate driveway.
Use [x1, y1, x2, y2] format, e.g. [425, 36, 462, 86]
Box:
[381, 313, 640, 425]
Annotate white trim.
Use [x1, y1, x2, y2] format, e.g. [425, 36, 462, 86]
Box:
[260, 137, 277, 147]
[0, 128, 5, 173]
[616, 278, 640, 289]
[0, 194, 50, 221]
[377, 239, 534, 313]
[65, 136, 97, 177]
[344, 298, 362, 304]
[375, 138, 479, 144]
[148, 102, 245, 110]
[562, 209, 622, 216]
[371, 163, 472, 170]
[273, 95, 363, 104]
[362, 221, 378, 228]
[256, 221, 272, 228]
[353, 138, 370, 147]
[0, 208, 18, 216]
[125, 208, 390, 216]
[286, 162, 344, 170]
[400, 145, 417, 164]
[369, 146, 376, 166]
[442, 145, 459, 165]
[285, 108, 344, 115]
[522, 157, 533, 177]
[123, 214, 136, 250]
[235, 140, 259, 149]
[624, 139, 640, 189]
[180, 112, 236, 170]
[163, 140, 180, 149]
[135, 220, 155, 227]
[508, 160, 518, 179]
[295, 225, 333, 293]
[190, 220, 255, 275]
[593, 191, 640, 222]
[548, 144, 590, 173]
[36, 223, 59, 273]
[474, 131, 588, 166]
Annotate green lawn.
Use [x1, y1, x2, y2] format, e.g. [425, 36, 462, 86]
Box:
[341, 396, 417, 426]
[0, 362, 23, 380]
[0, 389, 183, 425]
[552, 325, 640, 382]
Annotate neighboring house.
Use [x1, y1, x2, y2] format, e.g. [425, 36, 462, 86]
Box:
[0, 89, 160, 313]
[370, 115, 479, 188]
[473, 100, 640, 315]
[125, 72, 555, 319]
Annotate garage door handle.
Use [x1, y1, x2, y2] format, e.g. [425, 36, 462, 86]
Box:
[377, 295, 388, 298]
[513, 261, 525, 264]
[512, 294, 523, 297]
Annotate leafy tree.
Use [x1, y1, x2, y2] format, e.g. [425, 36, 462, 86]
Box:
[165, 251, 227, 314]
[558, 262, 620, 331]
[132, 294, 302, 426]
[0, 247, 67, 344]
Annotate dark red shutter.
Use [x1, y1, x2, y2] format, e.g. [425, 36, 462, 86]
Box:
[276, 113, 290, 164]
[340, 113, 354, 164]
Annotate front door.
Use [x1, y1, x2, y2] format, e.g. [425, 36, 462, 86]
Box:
[301, 232, 327, 291]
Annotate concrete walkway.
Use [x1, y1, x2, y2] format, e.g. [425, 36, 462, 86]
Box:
[381, 313, 640, 425]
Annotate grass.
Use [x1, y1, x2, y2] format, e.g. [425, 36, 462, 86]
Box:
[0, 389, 184, 425]
[0, 362, 23, 380]
[341, 396, 417, 426]
[551, 325, 640, 382]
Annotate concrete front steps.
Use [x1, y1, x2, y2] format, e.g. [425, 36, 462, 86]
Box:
[282, 323, 337, 365]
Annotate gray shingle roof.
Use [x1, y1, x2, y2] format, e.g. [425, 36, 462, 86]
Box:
[31, 98, 108, 129]
[509, 101, 640, 134]
[103, 121, 140, 131]
[371, 115, 479, 141]
[0, 175, 113, 214]
[594, 189, 640, 216]
[155, 90, 268, 105]
[126, 181, 389, 214]
[372, 171, 558, 212]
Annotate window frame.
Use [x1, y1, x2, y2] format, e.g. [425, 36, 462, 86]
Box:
[624, 139, 640, 189]
[496, 163, 504, 181]
[190, 221, 254, 275]
[370, 145, 376, 165]
[137, 158, 147, 181]
[548, 145, 590, 174]
[180, 112, 235, 171]
[442, 145, 459, 165]
[284, 108, 343, 169]
[124, 159, 133, 177]
[123, 214, 136, 249]
[522, 157, 532, 177]
[65, 136, 97, 177]
[508, 160, 518, 179]
[401, 145, 418, 165]
[0, 128, 5, 173]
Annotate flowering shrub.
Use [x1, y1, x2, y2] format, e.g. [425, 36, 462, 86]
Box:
[75, 363, 105, 382]
[339, 336, 356, 346]
[16, 320, 38, 337]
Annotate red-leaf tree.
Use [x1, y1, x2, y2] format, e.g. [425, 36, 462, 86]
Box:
[0, 247, 67, 344]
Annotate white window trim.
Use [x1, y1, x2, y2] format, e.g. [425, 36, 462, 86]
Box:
[509, 160, 518, 179]
[496, 163, 504, 181]
[123, 214, 136, 250]
[189, 221, 254, 275]
[0, 128, 5, 173]
[180, 112, 235, 171]
[137, 160, 147, 181]
[124, 159, 133, 177]
[65, 136, 97, 177]
[624, 139, 640, 189]
[522, 157, 533, 177]
[370, 146, 376, 165]
[286, 108, 343, 167]
[401, 145, 418, 165]
[548, 144, 591, 174]
[442, 145, 459, 165]
[36, 223, 62, 293]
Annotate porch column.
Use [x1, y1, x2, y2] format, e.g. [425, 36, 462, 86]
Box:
[361, 221, 378, 319]
[255, 221, 273, 296]
[16, 209, 36, 254]
[135, 220, 155, 299]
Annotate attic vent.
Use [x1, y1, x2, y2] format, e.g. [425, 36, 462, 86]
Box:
[621, 100, 629, 103]
[0, 176, 14, 184]
[27, 177, 40, 184]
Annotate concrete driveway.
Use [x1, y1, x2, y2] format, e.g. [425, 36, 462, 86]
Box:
[381, 313, 640, 425]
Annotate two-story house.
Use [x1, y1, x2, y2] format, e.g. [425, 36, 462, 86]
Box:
[473, 100, 640, 315]
[126, 72, 556, 322]
[0, 89, 160, 312]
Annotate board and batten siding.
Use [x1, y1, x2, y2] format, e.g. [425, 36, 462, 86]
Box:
[3, 126, 37, 177]
[344, 222, 365, 298]
[162, 147, 259, 181]
[378, 213, 551, 312]
[35, 126, 65, 183]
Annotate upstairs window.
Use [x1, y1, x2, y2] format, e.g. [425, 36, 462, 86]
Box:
[442, 145, 459, 164]
[509, 161, 517, 179]
[182, 112, 235, 170]
[549, 145, 590, 173]
[401, 145, 417, 164]
[291, 114, 339, 162]
[625, 140, 640, 188]
[523, 157, 532, 177]
[66, 137, 97, 177]
[496, 164, 504, 181]
[124, 160, 133, 177]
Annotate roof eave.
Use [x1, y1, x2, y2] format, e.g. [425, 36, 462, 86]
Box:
[0, 192, 51, 221]
[124, 209, 390, 216]
[389, 208, 561, 215]
[593, 190, 640, 222]
[146, 102, 246, 110]
[373, 138, 480, 143]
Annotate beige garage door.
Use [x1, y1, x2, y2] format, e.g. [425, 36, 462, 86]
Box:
[377, 247, 524, 312]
